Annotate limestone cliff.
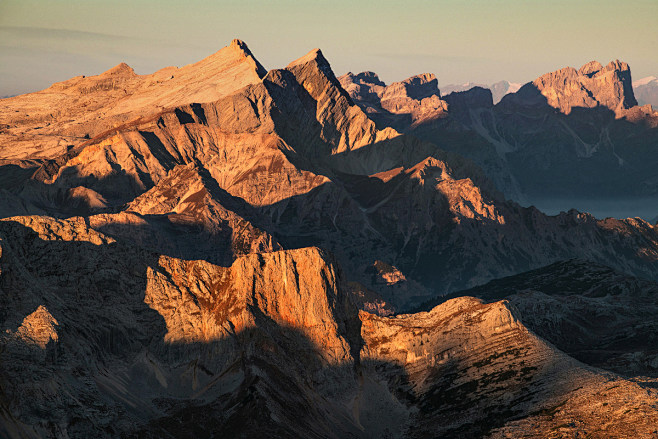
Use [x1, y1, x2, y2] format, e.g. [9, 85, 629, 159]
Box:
[1, 216, 657, 438]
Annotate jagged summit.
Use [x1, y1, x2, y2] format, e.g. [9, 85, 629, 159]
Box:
[102, 62, 136, 76]
[287, 48, 325, 68]
[578, 60, 604, 76]
[190, 38, 267, 79]
[0, 39, 269, 160]
[526, 59, 638, 113]
[339, 70, 447, 128]
[223, 38, 268, 77]
[229, 38, 250, 52]
[353, 71, 385, 86]
[388, 72, 440, 100]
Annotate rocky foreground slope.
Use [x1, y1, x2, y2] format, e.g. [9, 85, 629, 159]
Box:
[425, 259, 658, 378]
[1, 216, 657, 438]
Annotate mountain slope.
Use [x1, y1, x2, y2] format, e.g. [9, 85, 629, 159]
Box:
[427, 259, 658, 377]
[1, 216, 657, 438]
[0, 39, 266, 161]
[344, 61, 658, 208]
[2, 43, 658, 311]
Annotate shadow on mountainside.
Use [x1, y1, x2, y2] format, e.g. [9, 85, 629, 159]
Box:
[415, 259, 658, 379]
[0, 220, 366, 438]
[0, 220, 626, 439]
[394, 83, 658, 204]
[1, 71, 657, 313]
[219, 146, 658, 309]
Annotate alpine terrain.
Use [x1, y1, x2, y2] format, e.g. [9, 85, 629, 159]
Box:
[1, 40, 657, 438]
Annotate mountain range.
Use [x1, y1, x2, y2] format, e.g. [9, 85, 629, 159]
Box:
[440, 80, 522, 104]
[1, 40, 658, 437]
[341, 61, 658, 217]
[634, 76, 658, 107]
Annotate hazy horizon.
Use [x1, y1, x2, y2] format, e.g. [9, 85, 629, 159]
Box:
[1, 0, 657, 97]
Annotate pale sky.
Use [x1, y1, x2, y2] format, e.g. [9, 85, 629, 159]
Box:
[1, 0, 657, 96]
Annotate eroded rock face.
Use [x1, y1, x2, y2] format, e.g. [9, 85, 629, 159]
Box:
[523, 59, 638, 114]
[0, 39, 266, 160]
[2, 41, 658, 437]
[362, 297, 658, 438]
[431, 259, 658, 377]
[1, 216, 657, 438]
[12, 305, 59, 349]
[0, 216, 360, 438]
[338, 71, 448, 130]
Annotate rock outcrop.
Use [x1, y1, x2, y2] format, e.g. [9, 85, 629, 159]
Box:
[338, 72, 448, 130]
[1, 216, 657, 438]
[431, 259, 658, 377]
[502, 59, 638, 114]
[0, 39, 266, 160]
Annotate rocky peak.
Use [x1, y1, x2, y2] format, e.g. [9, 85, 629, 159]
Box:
[284, 48, 396, 154]
[229, 38, 250, 53]
[383, 73, 440, 102]
[102, 62, 136, 77]
[227, 38, 268, 78]
[337, 71, 387, 106]
[13, 305, 59, 349]
[602, 59, 630, 74]
[354, 71, 385, 86]
[285, 48, 347, 99]
[286, 48, 333, 77]
[522, 59, 638, 113]
[578, 60, 603, 77]
[377, 73, 447, 123]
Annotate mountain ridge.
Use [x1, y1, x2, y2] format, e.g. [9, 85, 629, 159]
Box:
[2, 40, 658, 437]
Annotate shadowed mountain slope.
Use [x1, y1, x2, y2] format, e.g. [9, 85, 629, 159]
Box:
[2, 41, 658, 438]
[1, 217, 657, 438]
[343, 61, 658, 211]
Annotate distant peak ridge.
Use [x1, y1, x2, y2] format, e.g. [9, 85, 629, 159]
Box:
[501, 58, 638, 114]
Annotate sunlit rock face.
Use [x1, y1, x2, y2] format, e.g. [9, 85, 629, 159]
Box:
[525, 59, 638, 114]
[1, 216, 657, 438]
[2, 40, 656, 310]
[338, 71, 449, 130]
[1, 40, 658, 437]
